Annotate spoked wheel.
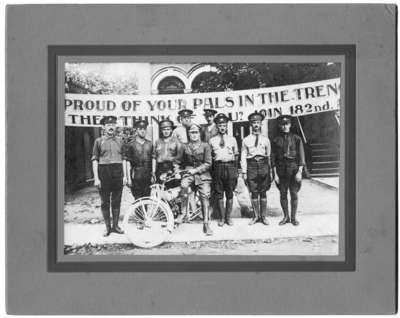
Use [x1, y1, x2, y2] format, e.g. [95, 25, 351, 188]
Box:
[122, 197, 174, 248]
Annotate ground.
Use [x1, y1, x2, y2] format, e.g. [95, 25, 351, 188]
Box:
[65, 236, 338, 255]
[64, 177, 339, 255]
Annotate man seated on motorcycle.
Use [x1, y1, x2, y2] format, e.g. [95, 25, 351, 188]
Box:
[176, 124, 213, 236]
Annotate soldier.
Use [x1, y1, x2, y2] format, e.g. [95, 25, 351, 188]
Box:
[200, 108, 219, 143]
[125, 120, 153, 199]
[121, 126, 135, 145]
[152, 119, 183, 182]
[241, 112, 272, 226]
[177, 124, 213, 235]
[92, 116, 127, 236]
[271, 115, 305, 226]
[200, 108, 219, 218]
[209, 113, 239, 227]
[172, 109, 194, 144]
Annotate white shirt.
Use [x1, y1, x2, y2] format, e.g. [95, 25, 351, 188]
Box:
[240, 133, 271, 172]
[172, 125, 189, 144]
[209, 134, 238, 162]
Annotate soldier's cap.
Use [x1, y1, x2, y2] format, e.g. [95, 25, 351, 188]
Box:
[248, 111, 265, 122]
[213, 113, 230, 124]
[277, 115, 293, 124]
[100, 116, 118, 125]
[134, 120, 148, 129]
[178, 109, 194, 118]
[203, 108, 218, 116]
[159, 119, 175, 129]
[188, 124, 201, 132]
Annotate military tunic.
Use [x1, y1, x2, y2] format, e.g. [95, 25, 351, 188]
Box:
[153, 137, 183, 181]
[125, 138, 153, 198]
[91, 135, 126, 212]
[271, 132, 305, 210]
[178, 141, 212, 199]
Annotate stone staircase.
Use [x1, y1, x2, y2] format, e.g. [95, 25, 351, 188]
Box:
[309, 142, 340, 178]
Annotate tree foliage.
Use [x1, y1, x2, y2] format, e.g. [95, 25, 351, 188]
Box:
[191, 63, 341, 93]
[65, 64, 139, 95]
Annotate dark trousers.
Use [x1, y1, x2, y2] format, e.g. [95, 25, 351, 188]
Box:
[276, 160, 301, 216]
[130, 165, 151, 198]
[212, 161, 238, 200]
[247, 159, 271, 194]
[98, 164, 123, 215]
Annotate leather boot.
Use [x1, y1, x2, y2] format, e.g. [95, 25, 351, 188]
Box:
[249, 199, 260, 225]
[225, 199, 234, 226]
[260, 198, 269, 225]
[176, 192, 188, 224]
[203, 223, 213, 236]
[112, 209, 124, 234]
[217, 199, 225, 227]
[101, 208, 112, 237]
[290, 197, 299, 226]
[279, 196, 290, 225]
[201, 198, 213, 235]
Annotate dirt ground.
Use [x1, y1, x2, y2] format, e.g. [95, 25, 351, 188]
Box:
[64, 178, 339, 255]
[64, 178, 339, 224]
[65, 235, 338, 255]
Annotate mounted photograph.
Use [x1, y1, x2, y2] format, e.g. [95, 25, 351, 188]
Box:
[63, 61, 341, 256]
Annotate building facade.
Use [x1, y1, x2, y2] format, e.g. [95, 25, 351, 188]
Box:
[65, 63, 340, 192]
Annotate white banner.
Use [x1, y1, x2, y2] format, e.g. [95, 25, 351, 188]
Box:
[65, 78, 340, 127]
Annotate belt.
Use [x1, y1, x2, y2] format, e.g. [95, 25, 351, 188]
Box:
[214, 160, 235, 165]
[247, 156, 268, 162]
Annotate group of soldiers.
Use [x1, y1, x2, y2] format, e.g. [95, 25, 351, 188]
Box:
[91, 108, 305, 238]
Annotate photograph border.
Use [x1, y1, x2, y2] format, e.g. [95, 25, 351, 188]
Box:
[48, 45, 356, 272]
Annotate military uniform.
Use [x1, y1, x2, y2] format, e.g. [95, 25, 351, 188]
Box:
[200, 109, 219, 219]
[200, 108, 219, 143]
[177, 124, 213, 235]
[241, 112, 272, 225]
[153, 119, 183, 182]
[125, 120, 152, 199]
[172, 109, 194, 144]
[209, 113, 239, 226]
[271, 115, 305, 226]
[92, 116, 126, 236]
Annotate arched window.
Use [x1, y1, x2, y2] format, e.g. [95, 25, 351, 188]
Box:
[157, 76, 185, 94]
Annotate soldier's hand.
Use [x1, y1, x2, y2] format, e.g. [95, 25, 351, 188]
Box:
[151, 173, 157, 184]
[242, 172, 247, 184]
[94, 178, 101, 188]
[274, 175, 280, 185]
[123, 176, 128, 186]
[295, 171, 302, 182]
[188, 168, 197, 175]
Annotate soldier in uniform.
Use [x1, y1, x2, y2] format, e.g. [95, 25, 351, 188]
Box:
[152, 119, 183, 182]
[271, 115, 305, 226]
[200, 108, 219, 218]
[200, 108, 219, 143]
[125, 120, 153, 199]
[172, 109, 194, 144]
[92, 116, 127, 236]
[241, 112, 272, 225]
[209, 113, 239, 227]
[177, 124, 213, 235]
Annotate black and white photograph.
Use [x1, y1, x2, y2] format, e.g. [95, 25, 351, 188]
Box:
[63, 61, 341, 255]
[7, 3, 398, 314]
